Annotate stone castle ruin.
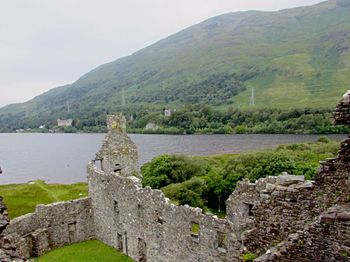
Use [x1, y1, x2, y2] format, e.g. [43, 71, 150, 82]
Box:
[1, 93, 350, 261]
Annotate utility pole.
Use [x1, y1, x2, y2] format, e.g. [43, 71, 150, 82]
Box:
[249, 88, 255, 107]
[122, 88, 126, 107]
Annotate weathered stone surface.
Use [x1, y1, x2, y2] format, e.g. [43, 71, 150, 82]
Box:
[334, 90, 350, 125]
[95, 114, 139, 178]
[255, 205, 350, 262]
[0, 197, 24, 261]
[276, 173, 305, 186]
[88, 158, 239, 261]
[4, 198, 95, 259]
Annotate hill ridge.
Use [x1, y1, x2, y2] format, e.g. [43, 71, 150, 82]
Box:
[1, 0, 350, 131]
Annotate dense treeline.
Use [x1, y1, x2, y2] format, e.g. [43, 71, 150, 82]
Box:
[127, 106, 349, 134]
[1, 106, 349, 134]
[141, 138, 339, 215]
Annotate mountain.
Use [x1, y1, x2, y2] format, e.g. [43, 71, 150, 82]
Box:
[1, 0, 350, 130]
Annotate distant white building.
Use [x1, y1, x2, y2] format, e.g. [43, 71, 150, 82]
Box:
[164, 109, 176, 117]
[39, 125, 45, 129]
[57, 119, 73, 127]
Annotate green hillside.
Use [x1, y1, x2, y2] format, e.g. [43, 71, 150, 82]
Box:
[1, 0, 350, 130]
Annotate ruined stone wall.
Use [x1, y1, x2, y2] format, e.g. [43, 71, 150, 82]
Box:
[255, 204, 350, 262]
[226, 174, 319, 254]
[225, 143, 350, 258]
[3, 198, 94, 259]
[96, 114, 139, 177]
[0, 197, 23, 262]
[223, 93, 350, 261]
[88, 163, 240, 262]
[226, 174, 321, 255]
[88, 95, 350, 261]
[224, 91, 350, 259]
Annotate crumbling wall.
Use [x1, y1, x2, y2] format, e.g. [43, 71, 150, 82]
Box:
[226, 174, 321, 255]
[3, 198, 94, 259]
[0, 197, 23, 262]
[226, 174, 318, 255]
[255, 204, 350, 262]
[224, 91, 350, 259]
[96, 114, 139, 177]
[89, 97, 350, 261]
[88, 163, 240, 262]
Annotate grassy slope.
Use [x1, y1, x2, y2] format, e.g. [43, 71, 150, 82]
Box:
[0, 180, 88, 219]
[35, 240, 133, 262]
[1, 0, 350, 130]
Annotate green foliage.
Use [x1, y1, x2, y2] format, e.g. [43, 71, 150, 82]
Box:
[127, 107, 348, 135]
[235, 125, 247, 134]
[1, 0, 350, 130]
[191, 222, 200, 235]
[241, 252, 257, 262]
[141, 139, 339, 213]
[0, 180, 88, 219]
[317, 136, 331, 143]
[4, 106, 348, 135]
[224, 152, 296, 182]
[141, 155, 208, 189]
[35, 240, 133, 262]
[162, 177, 208, 209]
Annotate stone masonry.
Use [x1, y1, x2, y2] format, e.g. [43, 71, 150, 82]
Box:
[3, 198, 94, 260]
[2, 92, 350, 261]
[0, 197, 23, 262]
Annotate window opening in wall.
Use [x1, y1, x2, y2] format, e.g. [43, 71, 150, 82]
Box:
[68, 222, 77, 243]
[191, 222, 200, 239]
[114, 200, 119, 215]
[94, 158, 103, 170]
[138, 238, 147, 262]
[117, 233, 123, 251]
[137, 204, 143, 219]
[217, 232, 227, 251]
[155, 210, 164, 224]
[124, 231, 128, 255]
[114, 163, 121, 173]
[244, 203, 254, 217]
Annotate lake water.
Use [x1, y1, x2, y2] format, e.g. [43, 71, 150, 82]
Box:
[0, 133, 345, 184]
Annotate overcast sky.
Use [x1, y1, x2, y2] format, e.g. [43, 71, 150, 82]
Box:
[0, 0, 325, 107]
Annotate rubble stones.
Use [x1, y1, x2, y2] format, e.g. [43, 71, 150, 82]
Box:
[276, 173, 305, 186]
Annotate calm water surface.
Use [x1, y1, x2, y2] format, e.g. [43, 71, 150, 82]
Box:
[0, 133, 345, 184]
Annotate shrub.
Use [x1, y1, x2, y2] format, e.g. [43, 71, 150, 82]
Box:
[141, 155, 208, 188]
[317, 136, 330, 143]
[241, 252, 257, 262]
[235, 125, 247, 134]
[162, 177, 208, 209]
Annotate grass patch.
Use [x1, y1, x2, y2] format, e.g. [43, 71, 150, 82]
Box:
[0, 180, 88, 219]
[35, 240, 133, 262]
[191, 222, 200, 235]
[241, 252, 257, 262]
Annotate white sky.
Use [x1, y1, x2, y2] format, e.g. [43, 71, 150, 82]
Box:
[0, 0, 325, 107]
